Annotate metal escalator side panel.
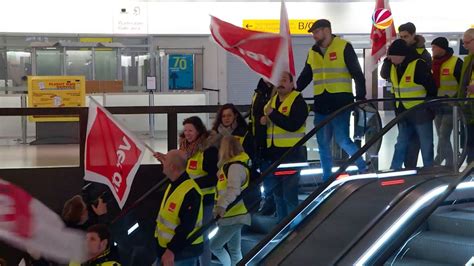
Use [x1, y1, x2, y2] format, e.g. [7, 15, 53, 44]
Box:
[337, 175, 458, 265]
[260, 178, 376, 266]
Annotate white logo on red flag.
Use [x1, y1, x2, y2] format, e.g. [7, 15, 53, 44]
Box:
[84, 100, 145, 209]
[210, 16, 285, 86]
[369, 0, 397, 71]
[0, 179, 87, 263]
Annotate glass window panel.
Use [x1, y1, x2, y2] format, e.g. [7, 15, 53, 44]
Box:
[36, 49, 61, 76]
[121, 50, 150, 91]
[66, 50, 92, 80]
[95, 50, 117, 80]
[7, 51, 31, 87]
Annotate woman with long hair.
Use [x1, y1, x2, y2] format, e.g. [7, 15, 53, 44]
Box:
[210, 135, 251, 266]
[212, 104, 254, 161]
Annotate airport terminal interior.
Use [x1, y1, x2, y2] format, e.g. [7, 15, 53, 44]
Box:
[0, 0, 473, 265]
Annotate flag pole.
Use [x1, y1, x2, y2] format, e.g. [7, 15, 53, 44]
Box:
[87, 96, 156, 154]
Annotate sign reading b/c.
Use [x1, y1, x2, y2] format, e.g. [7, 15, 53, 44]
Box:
[168, 54, 194, 90]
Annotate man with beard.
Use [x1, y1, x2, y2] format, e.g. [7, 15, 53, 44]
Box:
[296, 19, 367, 182]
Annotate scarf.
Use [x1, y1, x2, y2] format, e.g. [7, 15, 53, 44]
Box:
[217, 121, 237, 137]
[432, 54, 452, 88]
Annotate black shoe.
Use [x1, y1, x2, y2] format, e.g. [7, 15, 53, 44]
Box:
[259, 202, 276, 216]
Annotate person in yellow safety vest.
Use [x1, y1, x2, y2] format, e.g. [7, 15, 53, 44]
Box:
[154, 150, 204, 266]
[212, 103, 255, 161]
[70, 224, 120, 266]
[210, 136, 252, 266]
[430, 37, 463, 167]
[296, 19, 367, 181]
[154, 117, 217, 266]
[387, 22, 432, 169]
[260, 71, 308, 222]
[459, 28, 474, 164]
[382, 39, 437, 170]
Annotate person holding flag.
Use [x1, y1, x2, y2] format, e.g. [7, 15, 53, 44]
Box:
[296, 19, 368, 182]
[154, 150, 204, 266]
[262, 71, 308, 222]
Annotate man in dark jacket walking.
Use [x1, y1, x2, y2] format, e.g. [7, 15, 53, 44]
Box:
[250, 78, 276, 215]
[296, 19, 367, 181]
[430, 37, 463, 167]
[381, 39, 436, 170]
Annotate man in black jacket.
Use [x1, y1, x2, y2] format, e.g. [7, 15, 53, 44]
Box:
[155, 150, 203, 266]
[249, 78, 276, 215]
[381, 39, 436, 170]
[296, 19, 367, 181]
[83, 224, 120, 266]
[261, 72, 308, 222]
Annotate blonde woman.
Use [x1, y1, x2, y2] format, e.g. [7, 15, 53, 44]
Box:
[210, 136, 251, 266]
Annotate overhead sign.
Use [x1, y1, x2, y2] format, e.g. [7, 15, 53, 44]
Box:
[242, 19, 315, 35]
[27, 76, 86, 122]
[113, 3, 148, 34]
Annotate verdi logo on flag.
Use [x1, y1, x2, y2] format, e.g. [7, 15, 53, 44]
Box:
[84, 100, 145, 209]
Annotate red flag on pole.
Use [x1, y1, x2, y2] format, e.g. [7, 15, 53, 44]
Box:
[278, 0, 295, 78]
[369, 0, 396, 71]
[84, 100, 145, 209]
[210, 16, 285, 86]
[0, 179, 87, 263]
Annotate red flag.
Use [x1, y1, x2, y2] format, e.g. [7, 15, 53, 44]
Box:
[0, 179, 86, 263]
[84, 100, 145, 209]
[369, 0, 396, 71]
[278, 0, 295, 78]
[210, 16, 285, 86]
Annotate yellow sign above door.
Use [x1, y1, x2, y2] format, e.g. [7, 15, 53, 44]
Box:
[242, 19, 315, 35]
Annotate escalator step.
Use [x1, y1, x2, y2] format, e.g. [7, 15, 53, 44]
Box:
[428, 210, 474, 237]
[385, 256, 452, 266]
[246, 214, 278, 234]
[241, 232, 267, 255]
[404, 231, 474, 265]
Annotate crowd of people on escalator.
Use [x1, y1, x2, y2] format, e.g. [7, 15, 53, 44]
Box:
[146, 21, 474, 266]
[13, 20, 474, 266]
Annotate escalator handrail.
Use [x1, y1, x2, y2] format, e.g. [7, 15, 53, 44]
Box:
[240, 97, 473, 264]
[185, 97, 432, 247]
[369, 163, 474, 264]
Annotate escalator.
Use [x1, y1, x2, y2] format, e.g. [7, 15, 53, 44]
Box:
[235, 98, 474, 265]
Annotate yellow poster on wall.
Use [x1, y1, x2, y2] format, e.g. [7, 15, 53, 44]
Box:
[27, 76, 86, 122]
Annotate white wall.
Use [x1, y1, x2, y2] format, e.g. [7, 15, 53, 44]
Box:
[0, 1, 472, 35]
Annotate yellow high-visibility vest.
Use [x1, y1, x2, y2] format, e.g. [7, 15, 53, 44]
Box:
[186, 151, 215, 196]
[307, 37, 352, 95]
[155, 178, 203, 248]
[215, 152, 250, 218]
[390, 59, 427, 109]
[438, 56, 459, 97]
[265, 90, 306, 148]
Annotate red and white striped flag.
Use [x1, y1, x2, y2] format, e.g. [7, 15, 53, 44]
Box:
[369, 0, 397, 71]
[84, 100, 146, 209]
[0, 179, 87, 263]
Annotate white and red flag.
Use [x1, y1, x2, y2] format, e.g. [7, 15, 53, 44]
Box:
[0, 179, 87, 263]
[210, 0, 295, 86]
[369, 0, 397, 71]
[84, 99, 146, 209]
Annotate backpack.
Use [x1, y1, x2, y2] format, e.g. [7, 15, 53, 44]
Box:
[223, 161, 262, 213]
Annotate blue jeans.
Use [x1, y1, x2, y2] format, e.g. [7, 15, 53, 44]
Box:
[391, 118, 434, 170]
[199, 203, 213, 266]
[314, 111, 367, 181]
[273, 174, 299, 222]
[210, 224, 243, 266]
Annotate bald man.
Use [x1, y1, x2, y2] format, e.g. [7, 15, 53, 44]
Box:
[155, 150, 204, 266]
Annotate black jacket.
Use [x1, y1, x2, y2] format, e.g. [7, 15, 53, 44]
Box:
[296, 37, 366, 115]
[250, 78, 274, 158]
[380, 49, 436, 122]
[265, 91, 308, 162]
[157, 172, 203, 260]
[232, 125, 255, 161]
